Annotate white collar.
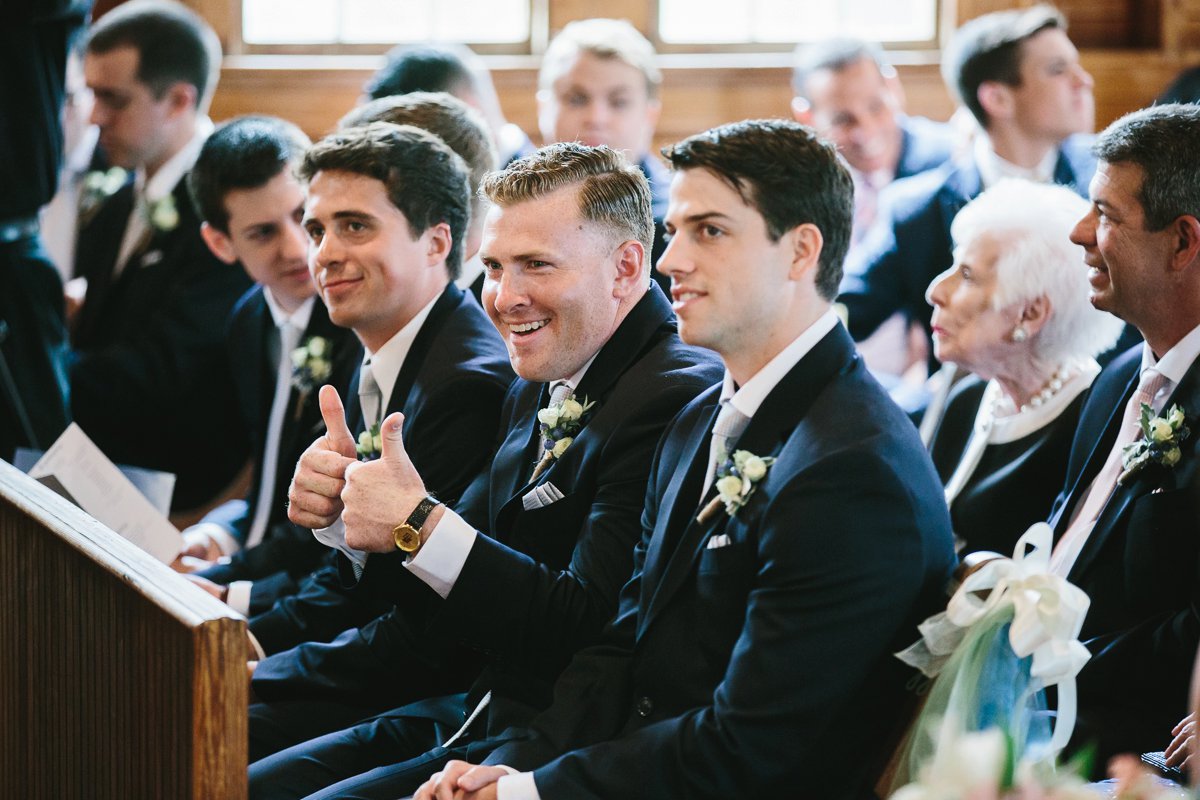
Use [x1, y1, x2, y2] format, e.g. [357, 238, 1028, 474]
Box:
[719, 308, 840, 419]
[1141, 320, 1200, 389]
[551, 351, 600, 399]
[974, 133, 1058, 190]
[362, 291, 441, 406]
[850, 165, 894, 191]
[134, 116, 214, 203]
[263, 289, 315, 332]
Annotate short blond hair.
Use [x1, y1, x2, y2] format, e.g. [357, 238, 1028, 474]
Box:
[538, 18, 661, 98]
[482, 142, 654, 266]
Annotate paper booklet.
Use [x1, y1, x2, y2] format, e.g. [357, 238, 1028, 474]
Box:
[24, 424, 182, 564]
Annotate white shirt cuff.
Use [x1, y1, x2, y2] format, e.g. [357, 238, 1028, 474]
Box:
[497, 770, 540, 800]
[183, 523, 241, 557]
[311, 517, 368, 570]
[402, 508, 477, 599]
[226, 580, 252, 616]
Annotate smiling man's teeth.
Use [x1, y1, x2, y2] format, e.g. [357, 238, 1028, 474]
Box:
[677, 292, 701, 302]
[511, 320, 549, 333]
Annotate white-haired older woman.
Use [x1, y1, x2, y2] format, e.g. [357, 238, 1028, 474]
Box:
[926, 179, 1125, 557]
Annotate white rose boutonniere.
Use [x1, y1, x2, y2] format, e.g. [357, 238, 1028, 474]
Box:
[530, 393, 597, 481]
[147, 194, 179, 232]
[80, 166, 129, 216]
[697, 448, 777, 524]
[290, 335, 335, 420]
[356, 423, 382, 460]
[1119, 403, 1190, 484]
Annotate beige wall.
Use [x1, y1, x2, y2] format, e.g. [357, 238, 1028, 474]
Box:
[180, 0, 1200, 147]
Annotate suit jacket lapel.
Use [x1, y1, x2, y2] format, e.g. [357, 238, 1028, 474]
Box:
[73, 183, 135, 346]
[1069, 359, 1200, 580]
[385, 283, 464, 418]
[639, 324, 858, 637]
[491, 381, 546, 533]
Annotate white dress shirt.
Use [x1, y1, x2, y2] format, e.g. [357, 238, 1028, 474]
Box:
[496, 309, 841, 800]
[113, 117, 213, 279]
[973, 133, 1059, 191]
[404, 355, 598, 599]
[312, 293, 441, 568]
[1050, 322, 1200, 576]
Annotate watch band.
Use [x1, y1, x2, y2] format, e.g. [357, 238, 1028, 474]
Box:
[406, 495, 440, 530]
[393, 495, 440, 553]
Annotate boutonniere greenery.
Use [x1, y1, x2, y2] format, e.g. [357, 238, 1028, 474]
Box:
[697, 449, 776, 525]
[290, 335, 334, 419]
[81, 167, 129, 214]
[530, 395, 596, 481]
[147, 193, 180, 233]
[356, 423, 381, 460]
[1120, 403, 1190, 484]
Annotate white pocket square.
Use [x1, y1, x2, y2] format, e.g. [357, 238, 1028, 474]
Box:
[139, 249, 164, 267]
[706, 533, 732, 550]
[522, 481, 565, 511]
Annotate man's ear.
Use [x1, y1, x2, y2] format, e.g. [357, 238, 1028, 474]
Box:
[425, 222, 453, 268]
[977, 81, 1013, 124]
[788, 222, 824, 282]
[163, 80, 197, 118]
[200, 221, 238, 265]
[1169, 214, 1200, 272]
[611, 239, 646, 299]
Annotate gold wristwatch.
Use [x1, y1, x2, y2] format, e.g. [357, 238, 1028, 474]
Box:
[393, 495, 439, 553]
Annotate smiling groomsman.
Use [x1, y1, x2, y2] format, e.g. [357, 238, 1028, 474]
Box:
[414, 119, 956, 800]
[1050, 103, 1200, 767]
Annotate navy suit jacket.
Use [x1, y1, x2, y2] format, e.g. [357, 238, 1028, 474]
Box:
[894, 114, 957, 180]
[487, 323, 957, 800]
[195, 287, 361, 614]
[1049, 344, 1200, 763]
[248, 283, 514, 655]
[839, 136, 1096, 347]
[250, 286, 722, 719]
[71, 175, 253, 511]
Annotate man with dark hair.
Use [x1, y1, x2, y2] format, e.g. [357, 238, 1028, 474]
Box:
[416, 119, 956, 800]
[839, 4, 1097, 371]
[341, 92, 498, 298]
[244, 142, 720, 799]
[242, 121, 515, 757]
[0, 0, 89, 463]
[1049, 103, 1200, 766]
[72, 0, 253, 513]
[171, 116, 360, 616]
[363, 43, 535, 168]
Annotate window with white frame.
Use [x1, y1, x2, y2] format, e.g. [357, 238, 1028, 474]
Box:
[241, 0, 530, 45]
[658, 0, 938, 45]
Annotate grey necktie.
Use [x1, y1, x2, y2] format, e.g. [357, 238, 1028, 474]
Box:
[358, 359, 383, 432]
[529, 381, 574, 483]
[703, 399, 752, 497]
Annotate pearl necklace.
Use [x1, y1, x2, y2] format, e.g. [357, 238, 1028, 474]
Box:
[992, 363, 1078, 418]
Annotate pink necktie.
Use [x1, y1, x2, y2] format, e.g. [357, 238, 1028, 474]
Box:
[1050, 368, 1169, 575]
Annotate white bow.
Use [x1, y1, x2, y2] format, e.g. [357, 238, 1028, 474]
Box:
[896, 523, 1091, 752]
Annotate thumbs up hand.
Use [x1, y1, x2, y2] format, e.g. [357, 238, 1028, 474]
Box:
[287, 385, 358, 529]
[343, 412, 438, 553]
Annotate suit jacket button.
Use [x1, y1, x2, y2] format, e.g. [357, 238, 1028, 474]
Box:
[635, 696, 653, 717]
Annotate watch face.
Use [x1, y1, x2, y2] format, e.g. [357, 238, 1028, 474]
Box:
[394, 523, 421, 552]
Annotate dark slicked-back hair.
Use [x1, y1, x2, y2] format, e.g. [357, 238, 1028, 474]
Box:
[86, 0, 221, 107]
[792, 37, 892, 97]
[943, 4, 1066, 128]
[340, 92, 496, 223]
[364, 43, 474, 101]
[1093, 103, 1200, 230]
[299, 122, 471, 280]
[188, 115, 311, 233]
[482, 143, 654, 270]
[662, 119, 853, 301]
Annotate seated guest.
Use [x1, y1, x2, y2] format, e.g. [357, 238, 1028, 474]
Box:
[341, 92, 497, 299]
[362, 43, 535, 169]
[245, 144, 720, 799]
[1051, 103, 1200, 768]
[537, 19, 673, 287]
[173, 116, 360, 616]
[927, 179, 1122, 557]
[416, 119, 956, 800]
[72, 0, 252, 513]
[243, 122, 514, 662]
[839, 5, 1096, 371]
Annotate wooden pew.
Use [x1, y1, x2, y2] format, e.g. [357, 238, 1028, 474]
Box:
[0, 460, 247, 798]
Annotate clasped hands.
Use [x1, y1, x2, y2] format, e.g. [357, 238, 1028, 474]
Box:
[287, 385, 427, 551]
[414, 760, 512, 800]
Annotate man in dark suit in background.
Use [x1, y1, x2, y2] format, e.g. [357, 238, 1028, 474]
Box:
[1049, 103, 1200, 767]
[246, 144, 721, 799]
[172, 116, 360, 616]
[72, 0, 252, 514]
[417, 119, 956, 800]
[0, 0, 89, 462]
[838, 5, 1096, 367]
[244, 121, 514, 750]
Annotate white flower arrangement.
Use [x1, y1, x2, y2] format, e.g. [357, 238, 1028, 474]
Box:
[290, 335, 335, 421]
[697, 448, 776, 524]
[147, 194, 179, 232]
[537, 395, 595, 464]
[1120, 403, 1190, 484]
[356, 423, 382, 460]
[81, 167, 129, 214]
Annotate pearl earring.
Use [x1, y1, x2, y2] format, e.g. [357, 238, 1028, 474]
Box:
[1012, 325, 1028, 343]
